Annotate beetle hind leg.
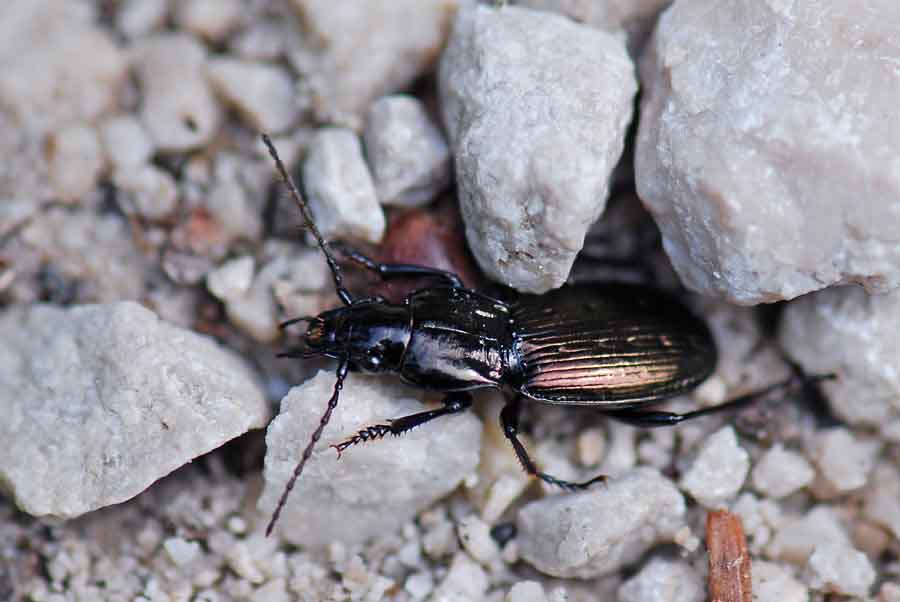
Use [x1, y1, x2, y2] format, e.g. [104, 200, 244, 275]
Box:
[501, 396, 607, 491]
[330, 392, 473, 457]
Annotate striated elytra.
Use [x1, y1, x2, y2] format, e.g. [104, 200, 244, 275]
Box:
[260, 134, 814, 537]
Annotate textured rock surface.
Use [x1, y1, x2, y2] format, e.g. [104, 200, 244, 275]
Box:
[440, 5, 637, 293]
[680, 426, 749, 508]
[287, 0, 461, 126]
[303, 128, 385, 244]
[518, 0, 671, 54]
[517, 468, 685, 578]
[207, 58, 299, 134]
[0, 302, 268, 518]
[132, 33, 222, 151]
[636, 0, 900, 304]
[617, 557, 704, 602]
[780, 286, 900, 432]
[259, 371, 482, 546]
[363, 95, 451, 207]
[0, 1, 127, 134]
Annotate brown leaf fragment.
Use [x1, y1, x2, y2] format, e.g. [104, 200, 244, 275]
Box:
[706, 509, 752, 602]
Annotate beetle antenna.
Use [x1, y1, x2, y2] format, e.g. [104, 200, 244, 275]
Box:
[262, 133, 353, 305]
[266, 358, 350, 537]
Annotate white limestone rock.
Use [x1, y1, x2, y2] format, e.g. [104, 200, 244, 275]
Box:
[132, 33, 222, 151]
[0, 302, 268, 518]
[516, 468, 685, 578]
[117, 0, 168, 38]
[780, 286, 900, 431]
[766, 506, 850, 566]
[207, 59, 299, 134]
[286, 0, 462, 126]
[174, 0, 243, 42]
[518, 0, 671, 54]
[751, 443, 814, 500]
[363, 95, 451, 207]
[636, 0, 900, 304]
[808, 428, 881, 495]
[99, 114, 155, 171]
[303, 128, 385, 244]
[753, 561, 809, 602]
[679, 426, 749, 508]
[259, 371, 482, 546]
[0, 1, 127, 134]
[617, 557, 704, 602]
[439, 5, 637, 293]
[807, 543, 875, 598]
[113, 164, 179, 221]
[46, 122, 104, 203]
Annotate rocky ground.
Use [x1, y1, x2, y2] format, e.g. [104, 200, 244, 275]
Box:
[3, 1, 900, 601]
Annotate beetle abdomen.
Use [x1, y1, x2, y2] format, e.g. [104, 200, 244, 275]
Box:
[511, 284, 717, 405]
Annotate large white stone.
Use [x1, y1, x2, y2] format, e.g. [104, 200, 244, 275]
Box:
[780, 286, 900, 431]
[439, 5, 637, 293]
[636, 0, 900, 304]
[259, 371, 482, 546]
[287, 0, 461, 126]
[0, 302, 268, 518]
[516, 468, 685, 578]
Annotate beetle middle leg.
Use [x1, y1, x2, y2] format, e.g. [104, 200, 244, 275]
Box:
[501, 395, 607, 491]
[330, 391, 474, 457]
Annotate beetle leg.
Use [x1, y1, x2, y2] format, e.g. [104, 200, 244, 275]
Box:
[330, 392, 473, 457]
[338, 247, 464, 288]
[500, 396, 607, 491]
[604, 373, 836, 428]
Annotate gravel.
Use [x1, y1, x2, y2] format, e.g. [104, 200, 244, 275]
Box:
[2, 0, 898, 600]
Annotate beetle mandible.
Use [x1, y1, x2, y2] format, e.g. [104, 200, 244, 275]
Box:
[261, 134, 813, 536]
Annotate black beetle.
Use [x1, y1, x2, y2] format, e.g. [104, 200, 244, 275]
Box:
[261, 135, 816, 536]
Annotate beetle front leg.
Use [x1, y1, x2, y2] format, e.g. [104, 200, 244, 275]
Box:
[331, 391, 473, 457]
[500, 396, 607, 491]
[338, 247, 465, 289]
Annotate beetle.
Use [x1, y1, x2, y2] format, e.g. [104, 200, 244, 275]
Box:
[261, 134, 820, 536]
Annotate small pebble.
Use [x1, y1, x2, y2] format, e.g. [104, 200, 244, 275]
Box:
[207, 256, 255, 302]
[404, 572, 434, 600]
[133, 33, 222, 151]
[680, 426, 749, 508]
[807, 542, 876, 598]
[863, 463, 900, 540]
[363, 94, 451, 207]
[617, 557, 704, 602]
[207, 59, 299, 133]
[766, 506, 850, 565]
[751, 443, 815, 499]
[174, 0, 242, 42]
[163, 537, 201, 567]
[113, 164, 179, 221]
[117, 0, 168, 37]
[457, 515, 500, 565]
[431, 552, 489, 602]
[99, 114, 155, 170]
[303, 128, 384, 243]
[506, 581, 547, 602]
[752, 561, 808, 602]
[809, 428, 881, 494]
[47, 122, 104, 202]
[575, 427, 605, 467]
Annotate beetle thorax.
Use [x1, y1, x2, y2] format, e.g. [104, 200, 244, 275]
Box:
[307, 302, 412, 373]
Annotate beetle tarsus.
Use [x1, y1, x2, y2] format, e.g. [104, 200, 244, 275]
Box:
[329, 392, 474, 455]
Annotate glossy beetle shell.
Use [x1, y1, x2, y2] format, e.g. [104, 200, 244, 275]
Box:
[511, 283, 717, 405]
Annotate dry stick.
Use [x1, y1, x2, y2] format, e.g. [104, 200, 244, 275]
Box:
[706, 509, 752, 602]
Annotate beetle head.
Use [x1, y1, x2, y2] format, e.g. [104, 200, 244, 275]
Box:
[304, 303, 411, 372]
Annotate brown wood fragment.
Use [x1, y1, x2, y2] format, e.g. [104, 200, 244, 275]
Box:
[706, 509, 752, 602]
